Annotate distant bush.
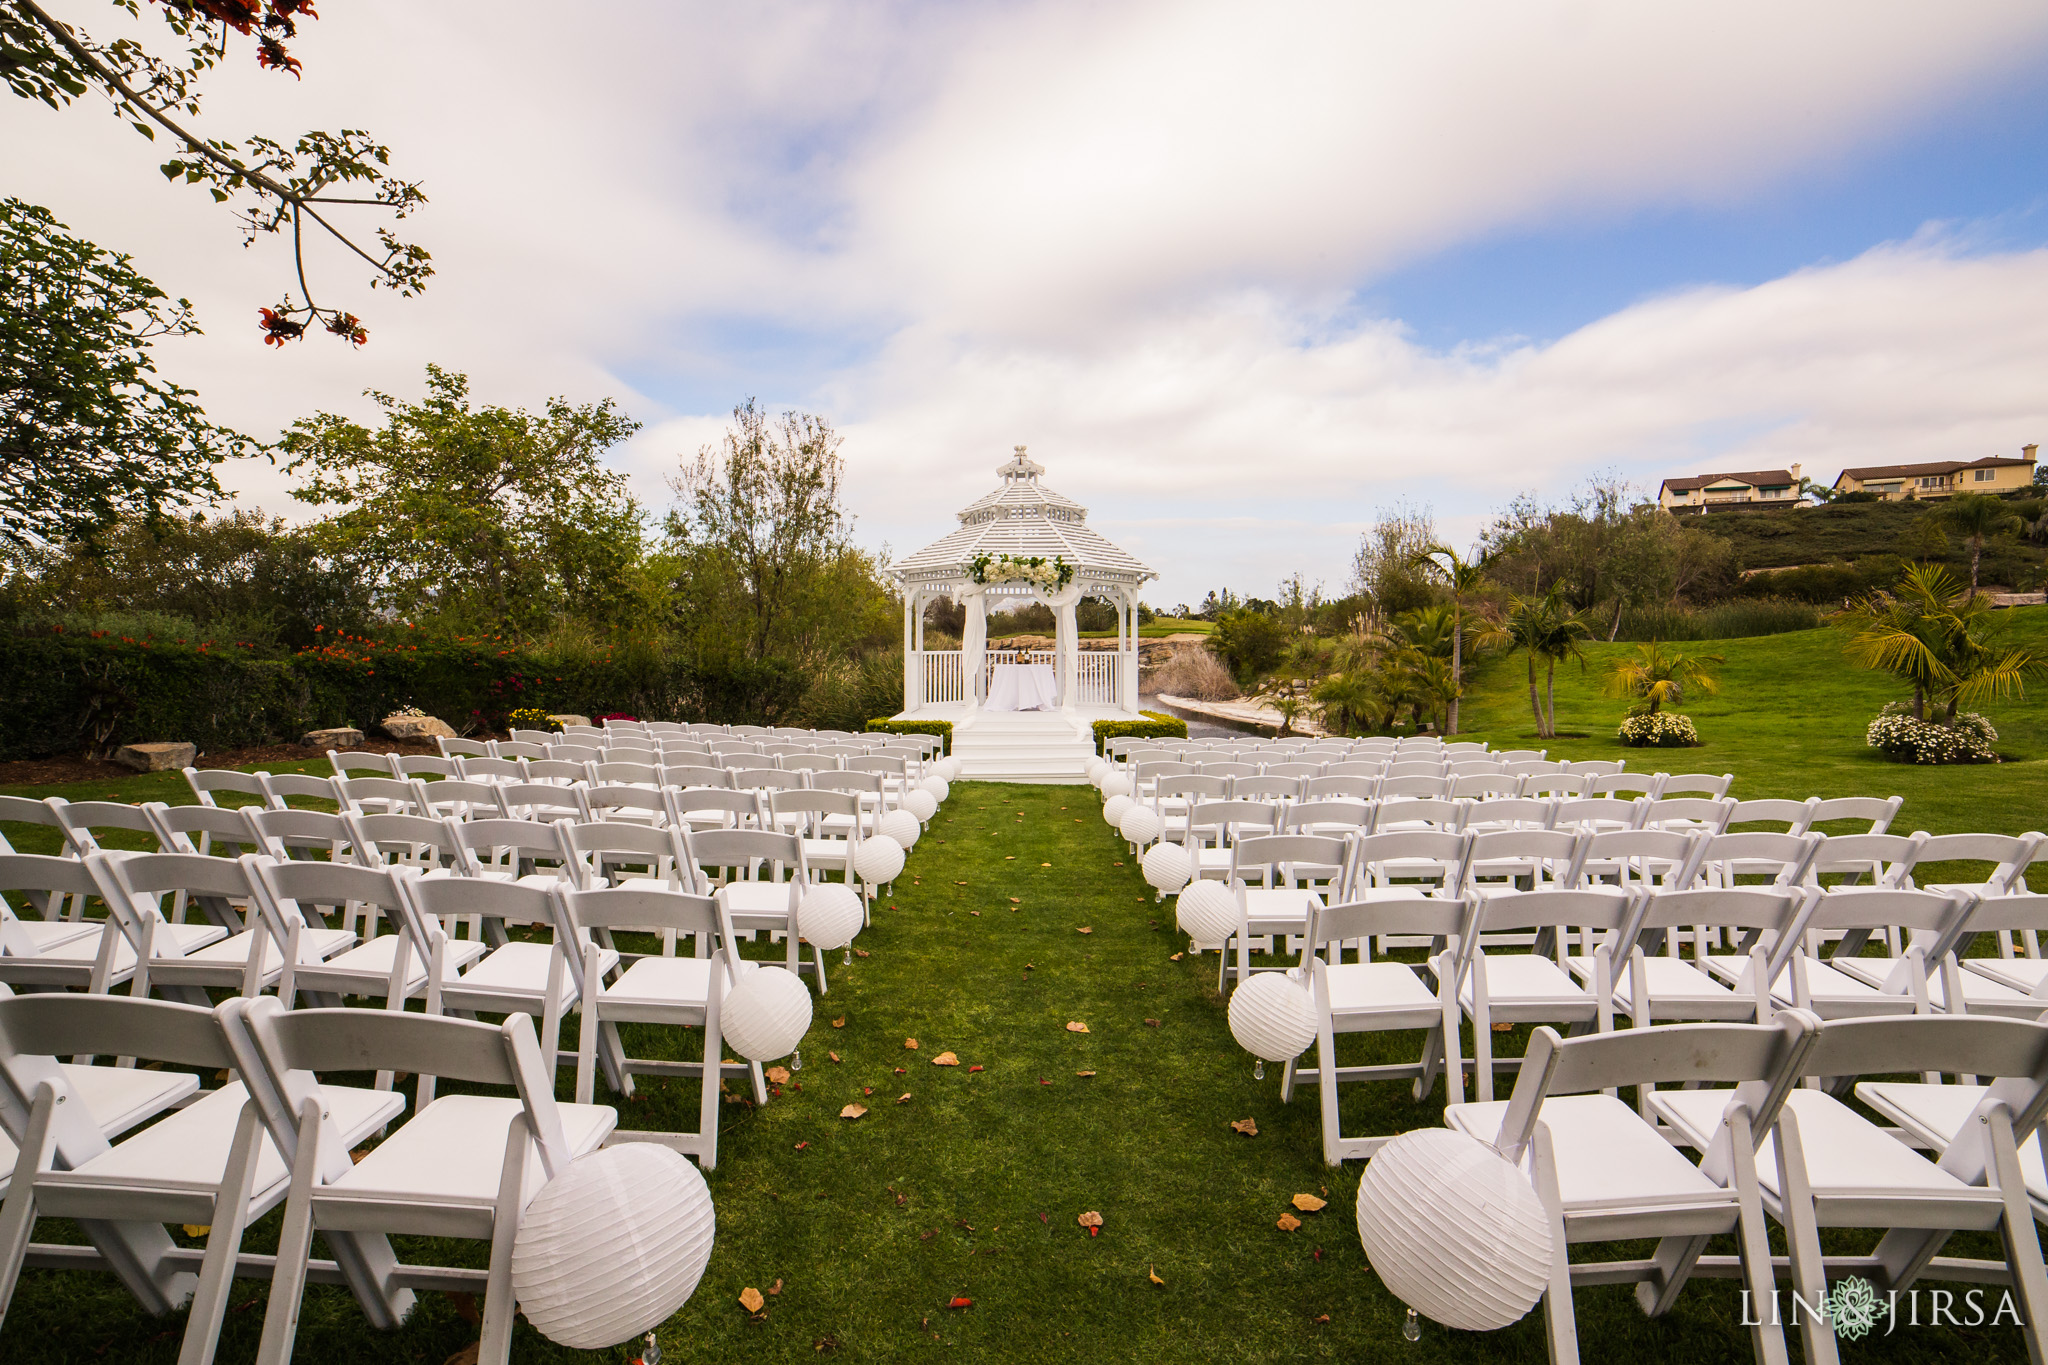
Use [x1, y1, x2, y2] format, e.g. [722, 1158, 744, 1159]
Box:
[1866, 703, 1998, 764]
[1612, 598, 1822, 641]
[1092, 711, 1188, 753]
[865, 717, 952, 753]
[1151, 645, 1240, 700]
[1617, 712, 1699, 747]
[1731, 558, 1906, 604]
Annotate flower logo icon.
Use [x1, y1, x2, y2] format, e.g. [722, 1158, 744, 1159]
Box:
[1826, 1276, 1882, 1341]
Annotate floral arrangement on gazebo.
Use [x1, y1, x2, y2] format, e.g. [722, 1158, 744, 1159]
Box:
[969, 553, 1074, 589]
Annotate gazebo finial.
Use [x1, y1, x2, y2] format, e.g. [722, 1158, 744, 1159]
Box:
[997, 445, 1044, 481]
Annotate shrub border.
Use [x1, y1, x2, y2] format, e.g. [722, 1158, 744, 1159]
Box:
[865, 717, 953, 754]
[1092, 711, 1189, 754]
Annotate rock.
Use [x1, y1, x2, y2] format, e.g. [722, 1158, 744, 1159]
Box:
[547, 714, 591, 729]
[113, 741, 196, 773]
[300, 727, 365, 750]
[379, 714, 455, 741]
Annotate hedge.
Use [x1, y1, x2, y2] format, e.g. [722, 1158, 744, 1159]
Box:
[1092, 711, 1188, 753]
[0, 623, 869, 761]
[865, 718, 953, 754]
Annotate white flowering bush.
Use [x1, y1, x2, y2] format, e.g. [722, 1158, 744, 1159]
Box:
[1865, 702, 1998, 764]
[1617, 712, 1699, 747]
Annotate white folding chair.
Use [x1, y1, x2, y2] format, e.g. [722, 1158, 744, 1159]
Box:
[1608, 887, 1811, 1036]
[689, 829, 822, 985]
[1445, 1011, 1821, 1365]
[554, 819, 705, 957]
[236, 1001, 615, 1365]
[249, 860, 486, 1023]
[770, 789, 865, 889]
[258, 773, 340, 811]
[183, 767, 278, 811]
[1220, 834, 1351, 988]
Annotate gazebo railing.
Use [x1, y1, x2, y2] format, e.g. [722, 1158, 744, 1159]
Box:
[922, 651, 965, 705]
[911, 647, 1123, 708]
[1075, 649, 1120, 706]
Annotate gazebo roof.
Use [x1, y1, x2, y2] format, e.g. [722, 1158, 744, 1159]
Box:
[893, 448, 1156, 587]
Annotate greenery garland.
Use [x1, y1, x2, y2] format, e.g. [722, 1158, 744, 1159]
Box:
[967, 553, 1073, 589]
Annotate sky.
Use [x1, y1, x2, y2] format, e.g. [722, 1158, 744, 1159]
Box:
[9, 0, 2048, 610]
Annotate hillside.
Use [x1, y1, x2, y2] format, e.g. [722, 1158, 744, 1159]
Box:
[1449, 605, 2048, 842]
[1689, 498, 2045, 585]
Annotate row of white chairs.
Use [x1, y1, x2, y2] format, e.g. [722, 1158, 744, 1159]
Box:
[1106, 735, 1500, 759]
[1134, 768, 1731, 807]
[349, 747, 923, 789]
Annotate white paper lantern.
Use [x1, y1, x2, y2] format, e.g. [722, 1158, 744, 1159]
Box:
[1102, 794, 1134, 829]
[904, 789, 938, 822]
[1142, 842, 1193, 895]
[798, 882, 865, 950]
[719, 964, 812, 1061]
[879, 808, 922, 849]
[1355, 1128, 1553, 1331]
[852, 835, 906, 889]
[937, 757, 963, 782]
[1085, 758, 1109, 783]
[1227, 970, 1317, 1062]
[919, 775, 950, 803]
[1118, 806, 1163, 848]
[1099, 773, 1133, 799]
[1175, 879, 1240, 945]
[511, 1143, 715, 1349]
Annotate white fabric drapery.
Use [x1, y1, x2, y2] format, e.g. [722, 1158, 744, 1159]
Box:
[958, 583, 989, 705]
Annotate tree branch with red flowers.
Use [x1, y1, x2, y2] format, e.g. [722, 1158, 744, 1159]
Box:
[0, 0, 430, 348]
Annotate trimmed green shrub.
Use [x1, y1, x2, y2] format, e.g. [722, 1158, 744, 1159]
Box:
[1092, 711, 1189, 753]
[866, 718, 953, 754]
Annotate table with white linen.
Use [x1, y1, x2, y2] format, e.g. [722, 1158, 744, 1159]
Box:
[986, 663, 1058, 711]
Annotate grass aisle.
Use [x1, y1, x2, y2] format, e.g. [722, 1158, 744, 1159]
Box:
[3, 777, 2037, 1360]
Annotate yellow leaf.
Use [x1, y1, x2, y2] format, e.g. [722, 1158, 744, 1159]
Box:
[828, 1051, 840, 1063]
[1041, 862, 1052, 867]
[182, 1224, 211, 1238]
[931, 1051, 960, 1066]
[840, 1104, 867, 1119]
[1076, 1070, 1096, 1078]
[1169, 952, 1184, 961]
[831, 1016, 846, 1028]
[1077, 1210, 1104, 1229]
[1065, 1021, 1089, 1033]
[904, 1037, 920, 1050]
[1005, 855, 1015, 860]
[1148, 1265, 1165, 1286]
[739, 1286, 766, 1313]
[765, 1066, 791, 1085]
[1229, 1117, 1258, 1137]
[897, 1092, 913, 1104]
[1291, 1193, 1327, 1212]
[1276, 1213, 1302, 1232]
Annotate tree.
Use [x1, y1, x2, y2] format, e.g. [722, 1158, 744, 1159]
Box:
[281, 365, 643, 636]
[1832, 563, 2045, 724]
[3, 0, 429, 342]
[1411, 543, 1487, 734]
[1, 198, 254, 547]
[1206, 607, 1287, 682]
[1602, 641, 1722, 716]
[1503, 589, 1590, 738]
[1924, 493, 2022, 592]
[1350, 505, 1439, 615]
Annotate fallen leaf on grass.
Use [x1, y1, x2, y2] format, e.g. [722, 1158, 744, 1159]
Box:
[831, 1017, 846, 1029]
[443, 1344, 480, 1365]
[1144, 1018, 1160, 1028]
[183, 1224, 211, 1238]
[840, 1104, 867, 1119]
[969, 911, 981, 916]
[1076, 1070, 1096, 1077]
[1292, 1193, 1328, 1212]
[1113, 861, 1124, 867]
[1277, 1213, 1303, 1232]
[1041, 862, 1052, 867]
[828, 1052, 840, 1063]
[1314, 1313, 1331, 1324]
[1492, 1021, 1514, 1033]
[948, 1297, 973, 1309]
[1004, 855, 1015, 861]
[932, 1051, 959, 1066]
[1008, 897, 1020, 904]
[894, 1066, 907, 1074]
[1038, 1211, 1049, 1223]
[968, 1064, 984, 1073]
[814, 1333, 842, 1352]
[920, 1229, 937, 1241]
[1076, 926, 1092, 935]
[768, 1279, 784, 1296]
[904, 1038, 919, 1049]
[954, 881, 967, 886]
[1077, 1210, 1104, 1237]
[1039, 1078, 1051, 1086]
[765, 1067, 790, 1084]
[855, 949, 870, 958]
[1065, 1021, 1090, 1033]
[1169, 952, 1183, 961]
[862, 1087, 873, 1095]
[897, 1093, 913, 1104]
[794, 1142, 809, 1150]
[1230, 1118, 1259, 1137]
[739, 1287, 766, 1313]
[1148, 1266, 1165, 1285]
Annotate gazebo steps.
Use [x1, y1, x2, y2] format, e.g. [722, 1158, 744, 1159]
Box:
[951, 711, 1097, 785]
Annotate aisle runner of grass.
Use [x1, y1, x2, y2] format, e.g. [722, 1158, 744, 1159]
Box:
[5, 779, 2031, 1361]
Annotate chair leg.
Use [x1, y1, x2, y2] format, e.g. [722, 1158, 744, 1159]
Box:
[1987, 1108, 2048, 1365]
[256, 1098, 326, 1365]
[478, 1118, 530, 1365]
[576, 1001, 599, 1106]
[1773, 1110, 1840, 1365]
[178, 1101, 266, 1365]
[1723, 1113, 1792, 1365]
[0, 1084, 58, 1324]
[1531, 1125, 1579, 1364]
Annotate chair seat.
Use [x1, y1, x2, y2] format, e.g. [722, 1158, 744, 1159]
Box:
[296, 933, 489, 994]
[1965, 957, 2048, 996]
[1770, 959, 1919, 1017]
[449, 941, 617, 1001]
[1447, 1095, 1737, 1223]
[0, 919, 228, 975]
[45, 1081, 402, 1206]
[1460, 954, 1589, 1012]
[721, 882, 797, 916]
[1857, 1081, 2048, 1213]
[1241, 887, 1321, 931]
[9, 920, 101, 952]
[1325, 961, 1441, 1017]
[601, 955, 715, 1010]
[179, 926, 357, 968]
[1649, 1088, 2001, 1224]
[1921, 969, 2040, 1016]
[800, 839, 854, 866]
[1599, 956, 1744, 1013]
[0, 1063, 204, 1187]
[317, 1094, 614, 1233]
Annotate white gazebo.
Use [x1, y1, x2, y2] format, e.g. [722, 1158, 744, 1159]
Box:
[894, 448, 1156, 721]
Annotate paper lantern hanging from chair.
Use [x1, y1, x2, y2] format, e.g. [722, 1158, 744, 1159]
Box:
[798, 883, 865, 951]
[879, 809, 922, 849]
[852, 835, 906, 891]
[1141, 842, 1193, 896]
[936, 757, 963, 782]
[918, 775, 950, 804]
[1085, 758, 1109, 784]
[1175, 879, 1239, 945]
[1102, 795, 1134, 829]
[1226, 970, 1317, 1062]
[904, 790, 939, 822]
[1099, 774, 1133, 799]
[511, 1143, 716, 1349]
[719, 964, 813, 1061]
[1355, 1128, 1553, 1332]
[1118, 806, 1163, 848]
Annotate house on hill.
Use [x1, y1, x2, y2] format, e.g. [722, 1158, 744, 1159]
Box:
[1831, 445, 2038, 501]
[1657, 465, 1801, 512]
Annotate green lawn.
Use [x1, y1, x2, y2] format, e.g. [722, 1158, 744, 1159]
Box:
[3, 620, 2044, 1360]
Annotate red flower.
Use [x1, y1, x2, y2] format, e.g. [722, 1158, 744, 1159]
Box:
[256, 36, 302, 76]
[164, 0, 261, 35]
[324, 312, 368, 346]
[259, 307, 305, 346]
[273, 0, 318, 17]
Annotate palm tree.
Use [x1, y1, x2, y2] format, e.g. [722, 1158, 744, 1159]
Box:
[1831, 562, 2047, 723]
[1926, 492, 2023, 591]
[1503, 589, 1591, 738]
[1410, 544, 1488, 735]
[1603, 641, 1723, 715]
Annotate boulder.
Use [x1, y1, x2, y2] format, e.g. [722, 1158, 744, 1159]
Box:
[380, 713, 455, 741]
[300, 726, 365, 750]
[113, 741, 196, 773]
[547, 714, 591, 729]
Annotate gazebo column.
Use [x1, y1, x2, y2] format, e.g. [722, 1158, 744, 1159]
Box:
[1124, 589, 1141, 713]
[902, 592, 918, 713]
